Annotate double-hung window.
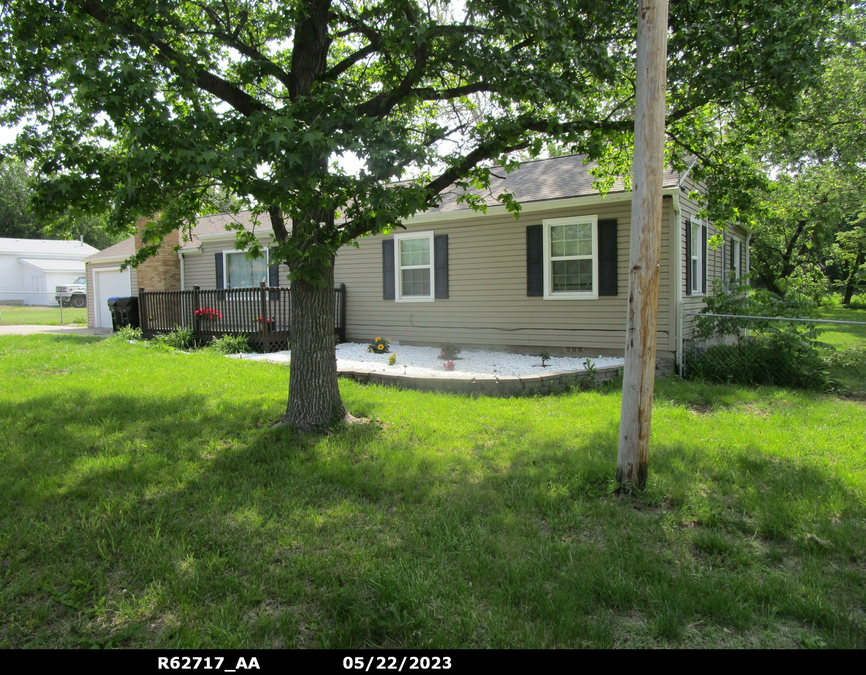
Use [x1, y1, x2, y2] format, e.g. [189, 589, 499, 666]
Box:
[543, 215, 598, 299]
[225, 250, 269, 289]
[395, 231, 434, 302]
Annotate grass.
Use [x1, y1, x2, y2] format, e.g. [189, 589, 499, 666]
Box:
[812, 306, 866, 392]
[0, 304, 87, 326]
[1, 334, 865, 649]
[815, 305, 866, 349]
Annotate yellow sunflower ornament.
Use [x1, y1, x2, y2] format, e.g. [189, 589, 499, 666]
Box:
[367, 336, 391, 353]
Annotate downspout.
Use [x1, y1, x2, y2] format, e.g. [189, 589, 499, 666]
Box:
[671, 191, 684, 376]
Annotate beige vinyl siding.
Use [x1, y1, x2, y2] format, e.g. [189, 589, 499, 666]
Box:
[181, 246, 217, 290]
[180, 237, 288, 290]
[679, 191, 708, 341]
[334, 199, 677, 361]
[85, 261, 137, 328]
[678, 187, 749, 341]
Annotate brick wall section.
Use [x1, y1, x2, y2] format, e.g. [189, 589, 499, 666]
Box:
[133, 216, 182, 291]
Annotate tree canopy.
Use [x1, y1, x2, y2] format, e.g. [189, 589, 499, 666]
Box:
[0, 157, 126, 247]
[732, 4, 866, 301]
[0, 0, 848, 429]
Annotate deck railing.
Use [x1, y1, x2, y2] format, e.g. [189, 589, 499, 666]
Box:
[139, 283, 346, 352]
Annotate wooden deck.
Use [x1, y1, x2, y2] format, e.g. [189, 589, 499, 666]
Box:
[139, 283, 346, 352]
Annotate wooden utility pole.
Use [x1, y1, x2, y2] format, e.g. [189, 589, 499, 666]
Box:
[617, 0, 669, 491]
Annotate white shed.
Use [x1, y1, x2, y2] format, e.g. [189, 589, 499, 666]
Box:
[0, 238, 99, 305]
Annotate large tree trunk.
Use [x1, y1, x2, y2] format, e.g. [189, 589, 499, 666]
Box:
[280, 203, 348, 432]
[283, 256, 348, 431]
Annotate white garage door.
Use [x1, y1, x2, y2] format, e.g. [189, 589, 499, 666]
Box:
[95, 269, 131, 328]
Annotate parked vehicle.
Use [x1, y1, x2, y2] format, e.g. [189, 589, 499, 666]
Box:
[55, 276, 87, 308]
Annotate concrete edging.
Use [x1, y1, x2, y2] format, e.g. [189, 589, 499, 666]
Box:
[337, 364, 622, 396]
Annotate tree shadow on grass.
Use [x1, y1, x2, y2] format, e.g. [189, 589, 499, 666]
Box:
[3, 384, 865, 649]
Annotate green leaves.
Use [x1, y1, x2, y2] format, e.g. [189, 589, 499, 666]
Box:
[0, 0, 849, 284]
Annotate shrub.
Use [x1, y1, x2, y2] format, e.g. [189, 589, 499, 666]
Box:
[687, 280, 830, 390]
[152, 326, 196, 350]
[208, 333, 251, 355]
[113, 326, 143, 341]
[439, 343, 461, 359]
[685, 334, 829, 390]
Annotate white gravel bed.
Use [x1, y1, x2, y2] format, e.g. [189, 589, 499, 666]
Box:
[229, 342, 624, 379]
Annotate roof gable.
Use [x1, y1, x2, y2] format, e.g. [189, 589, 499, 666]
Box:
[0, 237, 99, 257]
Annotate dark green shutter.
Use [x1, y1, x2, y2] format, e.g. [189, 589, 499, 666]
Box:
[382, 239, 395, 300]
[215, 252, 224, 289]
[597, 219, 618, 296]
[526, 225, 543, 297]
[685, 220, 692, 296]
[701, 224, 708, 294]
[434, 234, 448, 299]
[268, 263, 279, 287]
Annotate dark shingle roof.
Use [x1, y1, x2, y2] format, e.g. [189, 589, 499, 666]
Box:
[93, 155, 683, 254]
[83, 237, 135, 261]
[430, 154, 678, 214]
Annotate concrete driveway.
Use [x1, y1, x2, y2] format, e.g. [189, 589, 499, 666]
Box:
[0, 325, 113, 337]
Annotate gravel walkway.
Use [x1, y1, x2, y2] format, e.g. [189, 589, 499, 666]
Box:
[230, 342, 624, 379]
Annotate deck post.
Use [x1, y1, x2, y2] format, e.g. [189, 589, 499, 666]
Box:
[193, 285, 201, 342]
[138, 287, 147, 336]
[259, 281, 268, 336]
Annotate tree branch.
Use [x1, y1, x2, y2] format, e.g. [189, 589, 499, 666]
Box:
[320, 42, 380, 81]
[77, 1, 270, 117]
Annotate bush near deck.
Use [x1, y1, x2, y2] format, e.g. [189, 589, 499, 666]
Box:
[0, 334, 864, 649]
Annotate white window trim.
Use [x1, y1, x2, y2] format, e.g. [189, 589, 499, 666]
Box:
[543, 215, 599, 300]
[223, 249, 269, 290]
[394, 230, 435, 302]
[732, 238, 742, 281]
[690, 219, 704, 297]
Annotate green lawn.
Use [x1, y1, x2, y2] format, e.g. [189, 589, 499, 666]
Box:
[815, 305, 866, 349]
[812, 306, 866, 392]
[0, 304, 87, 326]
[1, 334, 865, 649]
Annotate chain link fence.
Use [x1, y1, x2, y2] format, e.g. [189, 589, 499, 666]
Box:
[0, 290, 88, 326]
[683, 312, 866, 392]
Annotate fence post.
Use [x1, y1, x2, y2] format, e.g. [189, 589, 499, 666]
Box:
[259, 281, 267, 335]
[193, 285, 201, 342]
[138, 287, 147, 336]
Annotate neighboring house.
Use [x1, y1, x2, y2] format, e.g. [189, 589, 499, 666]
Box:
[87, 155, 750, 370]
[0, 237, 99, 306]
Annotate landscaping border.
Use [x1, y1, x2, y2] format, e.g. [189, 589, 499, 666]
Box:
[337, 364, 623, 396]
